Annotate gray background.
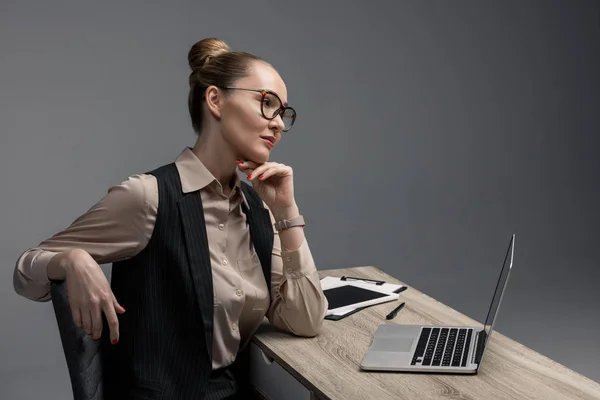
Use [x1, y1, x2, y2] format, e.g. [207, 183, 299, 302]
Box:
[1, 0, 599, 398]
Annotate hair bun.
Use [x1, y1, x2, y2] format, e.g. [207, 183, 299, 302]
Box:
[188, 38, 231, 73]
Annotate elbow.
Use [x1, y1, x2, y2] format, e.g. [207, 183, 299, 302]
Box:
[12, 249, 54, 302]
[13, 269, 51, 302]
[293, 321, 323, 338]
[273, 309, 325, 338]
[13, 269, 28, 297]
[289, 302, 328, 338]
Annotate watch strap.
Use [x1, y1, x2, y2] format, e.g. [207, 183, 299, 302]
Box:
[274, 214, 305, 231]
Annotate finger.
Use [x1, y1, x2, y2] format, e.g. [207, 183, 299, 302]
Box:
[240, 161, 278, 177]
[256, 165, 291, 181]
[81, 308, 93, 335]
[237, 160, 261, 169]
[237, 163, 254, 175]
[248, 163, 280, 181]
[238, 164, 254, 175]
[91, 304, 103, 340]
[71, 304, 83, 329]
[103, 303, 120, 344]
[113, 294, 126, 314]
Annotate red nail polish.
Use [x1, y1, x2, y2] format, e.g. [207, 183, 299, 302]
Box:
[247, 174, 253, 179]
[112, 339, 118, 345]
[259, 174, 264, 179]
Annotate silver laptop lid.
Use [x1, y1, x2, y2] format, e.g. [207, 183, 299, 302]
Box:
[477, 234, 515, 368]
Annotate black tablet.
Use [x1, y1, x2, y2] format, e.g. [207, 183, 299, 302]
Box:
[323, 285, 389, 310]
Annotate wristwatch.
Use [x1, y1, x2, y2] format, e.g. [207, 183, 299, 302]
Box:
[274, 215, 305, 231]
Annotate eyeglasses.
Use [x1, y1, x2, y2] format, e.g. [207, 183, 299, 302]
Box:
[221, 87, 297, 132]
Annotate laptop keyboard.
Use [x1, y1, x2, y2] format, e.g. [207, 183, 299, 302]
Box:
[410, 327, 473, 367]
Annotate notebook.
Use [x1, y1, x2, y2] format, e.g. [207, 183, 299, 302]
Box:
[322, 281, 400, 318]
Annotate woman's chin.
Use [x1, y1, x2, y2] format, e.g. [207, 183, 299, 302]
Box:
[243, 148, 270, 164]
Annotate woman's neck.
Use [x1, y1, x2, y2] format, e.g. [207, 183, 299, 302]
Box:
[191, 132, 237, 193]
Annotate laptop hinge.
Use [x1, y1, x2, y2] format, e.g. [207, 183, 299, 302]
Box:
[474, 330, 488, 364]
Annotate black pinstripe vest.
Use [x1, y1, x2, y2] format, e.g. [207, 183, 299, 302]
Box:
[101, 163, 274, 399]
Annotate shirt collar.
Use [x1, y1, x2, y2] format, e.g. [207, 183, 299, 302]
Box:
[174, 147, 250, 209]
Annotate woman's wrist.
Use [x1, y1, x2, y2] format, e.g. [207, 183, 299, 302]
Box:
[47, 252, 71, 281]
[272, 203, 300, 222]
[47, 249, 84, 281]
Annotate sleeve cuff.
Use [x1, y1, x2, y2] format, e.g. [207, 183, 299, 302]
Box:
[281, 239, 316, 278]
[30, 250, 60, 286]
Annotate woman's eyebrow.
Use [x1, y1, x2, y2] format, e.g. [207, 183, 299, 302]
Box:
[267, 89, 288, 106]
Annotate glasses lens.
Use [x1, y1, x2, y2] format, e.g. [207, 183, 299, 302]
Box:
[262, 92, 282, 119]
[281, 108, 296, 132]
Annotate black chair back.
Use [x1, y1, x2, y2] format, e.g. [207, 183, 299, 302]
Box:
[51, 281, 104, 400]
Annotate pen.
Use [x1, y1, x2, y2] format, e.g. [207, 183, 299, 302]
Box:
[340, 276, 385, 285]
[385, 302, 405, 320]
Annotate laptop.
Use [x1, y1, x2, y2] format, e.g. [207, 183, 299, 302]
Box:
[360, 234, 515, 374]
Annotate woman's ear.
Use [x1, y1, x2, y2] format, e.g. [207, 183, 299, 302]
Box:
[205, 86, 222, 120]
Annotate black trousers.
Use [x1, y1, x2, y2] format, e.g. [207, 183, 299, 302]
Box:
[205, 346, 252, 400]
[204, 367, 237, 400]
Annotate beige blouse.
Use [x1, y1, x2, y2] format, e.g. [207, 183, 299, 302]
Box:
[13, 147, 328, 370]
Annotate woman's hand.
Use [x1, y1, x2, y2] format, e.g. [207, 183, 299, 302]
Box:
[237, 160, 298, 218]
[54, 249, 125, 343]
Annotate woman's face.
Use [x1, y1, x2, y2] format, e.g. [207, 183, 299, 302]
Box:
[218, 61, 288, 164]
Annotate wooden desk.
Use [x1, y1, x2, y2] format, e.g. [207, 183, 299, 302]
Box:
[250, 266, 600, 400]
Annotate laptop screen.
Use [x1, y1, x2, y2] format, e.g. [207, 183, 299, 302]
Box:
[482, 234, 515, 344]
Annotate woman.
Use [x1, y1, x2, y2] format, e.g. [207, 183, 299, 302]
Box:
[13, 37, 328, 399]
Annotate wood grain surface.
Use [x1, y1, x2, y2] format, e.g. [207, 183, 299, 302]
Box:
[251, 266, 600, 400]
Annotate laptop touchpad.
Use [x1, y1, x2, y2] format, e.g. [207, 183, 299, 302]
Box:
[372, 338, 414, 353]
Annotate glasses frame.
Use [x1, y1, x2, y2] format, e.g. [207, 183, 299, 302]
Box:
[221, 87, 296, 132]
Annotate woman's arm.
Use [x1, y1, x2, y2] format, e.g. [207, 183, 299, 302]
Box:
[264, 205, 328, 337]
[237, 160, 328, 336]
[13, 174, 157, 301]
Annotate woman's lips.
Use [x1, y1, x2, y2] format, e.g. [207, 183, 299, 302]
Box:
[260, 136, 275, 148]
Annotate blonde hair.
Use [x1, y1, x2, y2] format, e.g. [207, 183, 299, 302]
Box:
[187, 38, 265, 134]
